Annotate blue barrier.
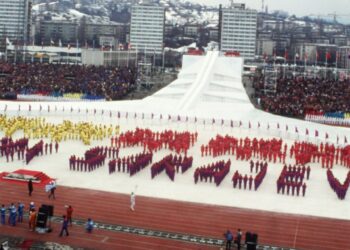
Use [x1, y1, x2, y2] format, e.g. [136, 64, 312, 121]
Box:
[325, 112, 344, 118]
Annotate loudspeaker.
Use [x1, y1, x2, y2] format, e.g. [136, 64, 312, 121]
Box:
[245, 232, 252, 243]
[41, 204, 54, 217]
[252, 233, 258, 244]
[36, 211, 48, 228]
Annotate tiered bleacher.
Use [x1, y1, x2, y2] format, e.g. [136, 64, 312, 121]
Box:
[0, 62, 136, 101]
[254, 77, 350, 126]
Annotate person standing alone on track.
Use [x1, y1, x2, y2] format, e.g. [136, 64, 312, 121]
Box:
[59, 215, 69, 237]
[130, 192, 135, 211]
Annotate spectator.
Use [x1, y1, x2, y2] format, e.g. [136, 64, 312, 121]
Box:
[254, 77, 350, 117]
[0, 62, 137, 101]
[86, 218, 94, 233]
[224, 229, 233, 250]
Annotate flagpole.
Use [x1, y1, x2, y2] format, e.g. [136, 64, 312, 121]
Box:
[325, 50, 328, 79]
[135, 44, 138, 68]
[162, 47, 165, 71]
[23, 43, 26, 63]
[335, 50, 338, 81]
[304, 53, 307, 79]
[293, 49, 296, 78]
[314, 49, 317, 79]
[5, 37, 7, 62]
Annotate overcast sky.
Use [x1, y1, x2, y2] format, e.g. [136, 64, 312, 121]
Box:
[190, 0, 350, 21]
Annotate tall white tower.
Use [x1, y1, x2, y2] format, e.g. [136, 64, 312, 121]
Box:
[130, 1, 165, 54]
[0, 0, 32, 44]
[219, 3, 257, 60]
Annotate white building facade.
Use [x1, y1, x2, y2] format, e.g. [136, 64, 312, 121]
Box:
[129, 3, 165, 54]
[0, 0, 32, 44]
[220, 3, 257, 60]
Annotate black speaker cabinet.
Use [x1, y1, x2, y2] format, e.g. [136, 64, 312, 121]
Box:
[252, 233, 258, 244]
[41, 204, 54, 217]
[36, 211, 48, 228]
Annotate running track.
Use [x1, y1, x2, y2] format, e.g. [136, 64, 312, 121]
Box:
[0, 181, 349, 249]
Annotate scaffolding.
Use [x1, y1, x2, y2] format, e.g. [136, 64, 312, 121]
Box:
[263, 65, 277, 95]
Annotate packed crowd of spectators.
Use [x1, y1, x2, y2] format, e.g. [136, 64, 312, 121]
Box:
[254, 77, 350, 118]
[0, 62, 136, 100]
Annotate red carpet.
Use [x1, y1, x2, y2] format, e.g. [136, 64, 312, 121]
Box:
[0, 169, 53, 186]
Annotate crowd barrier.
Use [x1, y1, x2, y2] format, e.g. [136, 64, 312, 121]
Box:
[305, 113, 350, 127]
[17, 94, 106, 102]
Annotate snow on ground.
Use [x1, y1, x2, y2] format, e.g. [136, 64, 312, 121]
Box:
[0, 52, 349, 222]
[0, 109, 349, 221]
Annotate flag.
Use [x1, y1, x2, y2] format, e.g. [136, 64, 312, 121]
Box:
[263, 52, 267, 60]
[284, 49, 288, 60]
[5, 37, 12, 46]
